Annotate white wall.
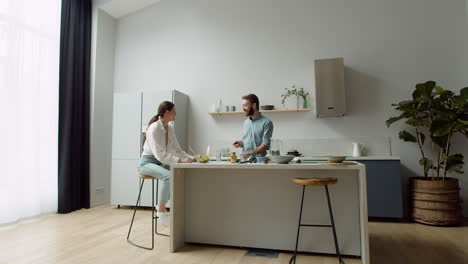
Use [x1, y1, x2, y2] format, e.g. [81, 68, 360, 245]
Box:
[90, 8, 116, 206]
[111, 0, 468, 215]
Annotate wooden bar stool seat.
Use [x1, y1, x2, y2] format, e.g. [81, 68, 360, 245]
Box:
[139, 175, 160, 180]
[293, 177, 337, 186]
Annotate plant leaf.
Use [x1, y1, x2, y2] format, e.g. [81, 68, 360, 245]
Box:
[441, 154, 464, 174]
[434, 86, 444, 93]
[460, 87, 468, 98]
[430, 119, 452, 137]
[405, 118, 424, 127]
[458, 119, 468, 125]
[431, 135, 448, 149]
[413, 81, 435, 102]
[433, 125, 452, 137]
[445, 153, 464, 162]
[425, 81, 436, 90]
[399, 130, 418, 142]
[453, 95, 468, 107]
[386, 116, 404, 127]
[419, 158, 432, 176]
[446, 164, 464, 174]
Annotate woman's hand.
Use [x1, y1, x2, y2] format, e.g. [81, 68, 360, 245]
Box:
[180, 158, 194, 163]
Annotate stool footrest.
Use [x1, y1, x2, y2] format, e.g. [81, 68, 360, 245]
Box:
[300, 224, 332, 227]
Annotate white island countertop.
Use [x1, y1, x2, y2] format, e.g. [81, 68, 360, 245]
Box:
[170, 161, 370, 264]
[301, 156, 400, 160]
[171, 161, 365, 169]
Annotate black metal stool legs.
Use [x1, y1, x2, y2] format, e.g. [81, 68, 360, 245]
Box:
[289, 185, 345, 264]
[127, 179, 154, 249]
[127, 178, 168, 250]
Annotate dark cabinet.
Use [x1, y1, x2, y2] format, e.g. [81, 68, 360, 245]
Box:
[355, 160, 403, 218]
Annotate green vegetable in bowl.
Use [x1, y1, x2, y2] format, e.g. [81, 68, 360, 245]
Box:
[196, 154, 210, 163]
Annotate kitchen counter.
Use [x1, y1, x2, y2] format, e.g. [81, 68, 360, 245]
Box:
[300, 156, 400, 161]
[170, 162, 369, 264]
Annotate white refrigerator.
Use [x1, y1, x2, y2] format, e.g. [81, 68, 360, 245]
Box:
[110, 89, 189, 207]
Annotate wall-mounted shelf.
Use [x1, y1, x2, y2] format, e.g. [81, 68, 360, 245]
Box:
[209, 108, 311, 115]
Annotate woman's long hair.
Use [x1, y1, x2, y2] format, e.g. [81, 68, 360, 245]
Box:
[142, 101, 175, 145]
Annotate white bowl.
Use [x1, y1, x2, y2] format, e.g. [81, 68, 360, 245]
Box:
[269, 155, 294, 164]
[327, 156, 347, 163]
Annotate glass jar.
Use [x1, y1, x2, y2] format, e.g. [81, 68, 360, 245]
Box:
[230, 152, 237, 163]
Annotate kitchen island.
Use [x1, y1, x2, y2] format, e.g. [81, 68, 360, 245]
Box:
[170, 162, 369, 264]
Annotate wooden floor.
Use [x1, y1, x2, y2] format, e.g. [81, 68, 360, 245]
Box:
[0, 205, 467, 264]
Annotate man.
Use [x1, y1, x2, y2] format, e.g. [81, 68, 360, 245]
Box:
[233, 94, 274, 158]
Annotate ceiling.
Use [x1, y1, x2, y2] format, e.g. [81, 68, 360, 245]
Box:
[93, 0, 161, 19]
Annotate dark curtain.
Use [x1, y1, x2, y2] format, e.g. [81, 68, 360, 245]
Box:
[58, 0, 92, 213]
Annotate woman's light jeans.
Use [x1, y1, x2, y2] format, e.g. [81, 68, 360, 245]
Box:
[137, 155, 171, 203]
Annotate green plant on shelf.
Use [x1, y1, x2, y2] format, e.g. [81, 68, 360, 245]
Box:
[281, 84, 310, 109]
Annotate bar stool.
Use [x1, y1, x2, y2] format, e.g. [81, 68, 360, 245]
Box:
[289, 177, 345, 264]
[127, 175, 169, 250]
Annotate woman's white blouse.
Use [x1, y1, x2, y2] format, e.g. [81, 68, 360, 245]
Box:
[142, 120, 193, 164]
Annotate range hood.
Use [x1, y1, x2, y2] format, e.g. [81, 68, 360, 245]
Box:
[314, 58, 346, 117]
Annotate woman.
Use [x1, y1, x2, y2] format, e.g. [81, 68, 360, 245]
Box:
[138, 101, 196, 227]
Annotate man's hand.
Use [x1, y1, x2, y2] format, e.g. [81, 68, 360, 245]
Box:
[242, 149, 256, 158]
[233, 140, 243, 148]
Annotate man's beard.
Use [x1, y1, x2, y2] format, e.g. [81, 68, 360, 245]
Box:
[244, 107, 255, 117]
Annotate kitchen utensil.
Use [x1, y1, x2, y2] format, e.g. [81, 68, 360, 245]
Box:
[269, 155, 294, 164]
[260, 105, 274, 110]
[327, 156, 347, 163]
[239, 157, 258, 164]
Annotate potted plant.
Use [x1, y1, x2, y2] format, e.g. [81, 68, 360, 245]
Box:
[281, 84, 310, 109]
[386, 81, 467, 225]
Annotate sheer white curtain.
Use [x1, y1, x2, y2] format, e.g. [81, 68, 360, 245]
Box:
[0, 0, 61, 225]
